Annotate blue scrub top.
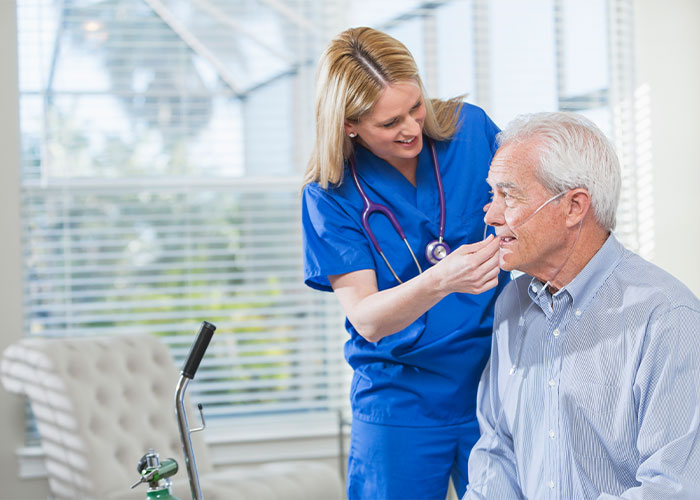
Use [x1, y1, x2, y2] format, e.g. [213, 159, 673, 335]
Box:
[302, 103, 509, 427]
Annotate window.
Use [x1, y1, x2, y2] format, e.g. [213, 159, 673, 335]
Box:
[16, 0, 638, 436]
[17, 0, 349, 426]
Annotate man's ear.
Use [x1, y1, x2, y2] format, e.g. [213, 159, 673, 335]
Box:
[565, 188, 591, 228]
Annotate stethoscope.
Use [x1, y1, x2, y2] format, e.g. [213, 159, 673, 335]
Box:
[348, 136, 451, 284]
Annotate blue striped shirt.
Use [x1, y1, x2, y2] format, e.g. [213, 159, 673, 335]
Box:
[464, 235, 700, 499]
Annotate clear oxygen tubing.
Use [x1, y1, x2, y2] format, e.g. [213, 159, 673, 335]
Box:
[509, 191, 567, 231]
[470, 191, 582, 497]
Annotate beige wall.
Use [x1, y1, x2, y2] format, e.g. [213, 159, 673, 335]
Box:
[0, 1, 51, 498]
[635, 0, 700, 295]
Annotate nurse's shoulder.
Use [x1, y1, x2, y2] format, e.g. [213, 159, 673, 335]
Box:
[301, 165, 362, 218]
[451, 102, 499, 144]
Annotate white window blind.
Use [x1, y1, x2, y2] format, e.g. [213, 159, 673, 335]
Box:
[16, 0, 639, 434]
[17, 0, 350, 425]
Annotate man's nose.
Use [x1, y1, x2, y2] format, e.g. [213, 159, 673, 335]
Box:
[484, 198, 505, 227]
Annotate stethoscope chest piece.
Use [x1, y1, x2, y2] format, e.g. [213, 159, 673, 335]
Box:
[425, 239, 450, 265]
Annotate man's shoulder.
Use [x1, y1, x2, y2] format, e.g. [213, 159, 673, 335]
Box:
[493, 249, 700, 318]
[611, 246, 700, 312]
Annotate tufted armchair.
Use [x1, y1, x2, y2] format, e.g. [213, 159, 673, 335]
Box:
[1, 335, 343, 500]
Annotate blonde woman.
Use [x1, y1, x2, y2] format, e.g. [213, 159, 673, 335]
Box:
[301, 27, 509, 500]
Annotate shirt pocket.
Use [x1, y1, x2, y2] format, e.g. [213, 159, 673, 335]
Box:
[565, 382, 622, 459]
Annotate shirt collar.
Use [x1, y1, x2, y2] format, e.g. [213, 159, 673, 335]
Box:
[526, 234, 624, 316]
[527, 278, 555, 317]
[559, 233, 624, 315]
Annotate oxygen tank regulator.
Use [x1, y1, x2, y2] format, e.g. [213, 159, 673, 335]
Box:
[130, 321, 216, 500]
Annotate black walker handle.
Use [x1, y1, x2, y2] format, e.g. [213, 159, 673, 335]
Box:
[181, 321, 216, 379]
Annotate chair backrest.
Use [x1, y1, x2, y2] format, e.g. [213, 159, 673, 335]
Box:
[1, 334, 212, 500]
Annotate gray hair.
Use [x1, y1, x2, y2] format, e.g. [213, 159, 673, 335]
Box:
[497, 112, 621, 230]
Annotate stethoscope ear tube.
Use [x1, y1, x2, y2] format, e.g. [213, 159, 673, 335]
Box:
[429, 137, 447, 246]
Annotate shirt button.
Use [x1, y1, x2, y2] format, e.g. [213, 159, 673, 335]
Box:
[531, 285, 538, 292]
[548, 429, 555, 439]
[548, 379, 556, 387]
[553, 328, 560, 337]
[548, 480, 555, 489]
[575, 309, 582, 317]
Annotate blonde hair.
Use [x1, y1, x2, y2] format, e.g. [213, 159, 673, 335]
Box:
[303, 27, 464, 189]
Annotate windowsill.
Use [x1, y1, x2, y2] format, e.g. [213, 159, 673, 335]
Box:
[203, 411, 348, 444]
[203, 411, 350, 467]
[16, 446, 47, 479]
[17, 411, 351, 479]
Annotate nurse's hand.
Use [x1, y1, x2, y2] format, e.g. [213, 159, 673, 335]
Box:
[432, 234, 500, 295]
[328, 235, 500, 342]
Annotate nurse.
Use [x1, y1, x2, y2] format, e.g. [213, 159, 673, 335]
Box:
[301, 27, 509, 500]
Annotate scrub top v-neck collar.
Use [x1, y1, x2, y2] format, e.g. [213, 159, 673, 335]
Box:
[352, 140, 441, 226]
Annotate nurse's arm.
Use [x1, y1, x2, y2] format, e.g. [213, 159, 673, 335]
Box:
[328, 236, 499, 343]
[329, 268, 442, 342]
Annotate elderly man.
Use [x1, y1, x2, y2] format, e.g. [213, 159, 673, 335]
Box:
[464, 112, 700, 499]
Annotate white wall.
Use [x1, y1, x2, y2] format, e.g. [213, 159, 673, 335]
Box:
[635, 0, 700, 295]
